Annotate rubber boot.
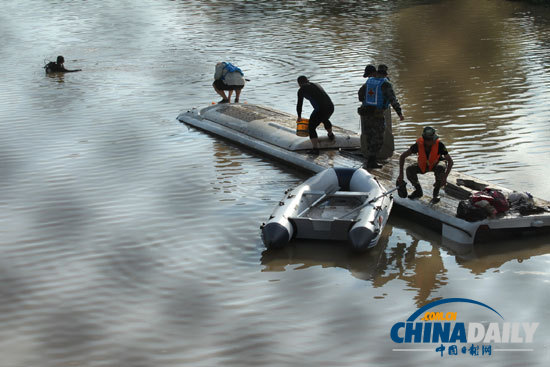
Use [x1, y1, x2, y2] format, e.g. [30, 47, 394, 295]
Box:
[431, 183, 441, 204]
[408, 184, 423, 200]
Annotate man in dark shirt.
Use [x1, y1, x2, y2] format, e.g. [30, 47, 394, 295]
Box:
[44, 56, 81, 73]
[396, 126, 453, 203]
[358, 64, 404, 168]
[296, 76, 335, 154]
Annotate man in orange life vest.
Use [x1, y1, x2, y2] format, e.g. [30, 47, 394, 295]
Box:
[396, 126, 453, 203]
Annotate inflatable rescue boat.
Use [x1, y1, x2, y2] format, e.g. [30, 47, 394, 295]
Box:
[262, 167, 393, 251]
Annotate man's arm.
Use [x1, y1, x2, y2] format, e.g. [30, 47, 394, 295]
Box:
[382, 82, 404, 120]
[358, 84, 366, 102]
[397, 147, 413, 183]
[441, 154, 453, 186]
[296, 89, 304, 120]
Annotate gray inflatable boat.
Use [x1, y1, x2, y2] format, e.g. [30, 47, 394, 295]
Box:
[262, 167, 394, 251]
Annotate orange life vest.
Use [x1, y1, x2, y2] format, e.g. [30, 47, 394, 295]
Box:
[417, 137, 440, 173]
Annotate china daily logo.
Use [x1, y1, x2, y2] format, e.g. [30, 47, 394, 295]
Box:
[390, 298, 539, 357]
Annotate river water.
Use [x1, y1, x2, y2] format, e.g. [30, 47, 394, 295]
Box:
[0, 0, 549, 366]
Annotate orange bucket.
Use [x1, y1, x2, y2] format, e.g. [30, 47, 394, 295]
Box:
[296, 118, 309, 137]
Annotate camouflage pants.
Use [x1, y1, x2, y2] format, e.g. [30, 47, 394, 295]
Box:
[406, 163, 446, 187]
[360, 113, 385, 159]
[379, 107, 395, 159]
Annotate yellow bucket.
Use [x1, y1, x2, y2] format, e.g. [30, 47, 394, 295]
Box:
[296, 118, 309, 137]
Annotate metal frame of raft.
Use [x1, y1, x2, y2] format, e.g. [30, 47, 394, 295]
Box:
[177, 103, 550, 245]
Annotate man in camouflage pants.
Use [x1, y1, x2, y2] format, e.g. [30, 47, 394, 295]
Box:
[357, 64, 404, 168]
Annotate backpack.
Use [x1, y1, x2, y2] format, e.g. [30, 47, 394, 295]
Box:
[223, 62, 243, 75]
[457, 200, 489, 222]
[44, 61, 56, 72]
[44, 61, 64, 73]
[457, 188, 510, 222]
[470, 188, 509, 213]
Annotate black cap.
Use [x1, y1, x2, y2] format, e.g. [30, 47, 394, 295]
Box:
[363, 64, 376, 78]
[422, 126, 438, 140]
[377, 64, 388, 76]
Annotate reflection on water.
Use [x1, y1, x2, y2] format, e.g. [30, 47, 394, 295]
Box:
[390, 1, 550, 189]
[1, 0, 550, 366]
[212, 141, 246, 199]
[375, 236, 447, 307]
[261, 238, 387, 281]
[262, 215, 550, 308]
[262, 221, 451, 308]
[453, 236, 550, 276]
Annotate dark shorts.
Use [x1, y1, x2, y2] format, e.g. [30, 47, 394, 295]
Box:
[308, 105, 334, 139]
[213, 79, 244, 91]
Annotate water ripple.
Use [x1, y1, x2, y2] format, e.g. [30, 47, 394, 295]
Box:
[1, 1, 550, 366]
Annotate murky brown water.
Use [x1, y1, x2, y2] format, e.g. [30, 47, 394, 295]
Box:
[0, 0, 549, 366]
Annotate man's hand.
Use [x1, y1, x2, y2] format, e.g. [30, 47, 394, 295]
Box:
[396, 176, 407, 198]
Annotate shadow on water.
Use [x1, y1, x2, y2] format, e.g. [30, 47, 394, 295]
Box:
[36, 307, 103, 361]
[394, 0, 536, 132]
[0, 265, 27, 315]
[174, 0, 411, 20]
